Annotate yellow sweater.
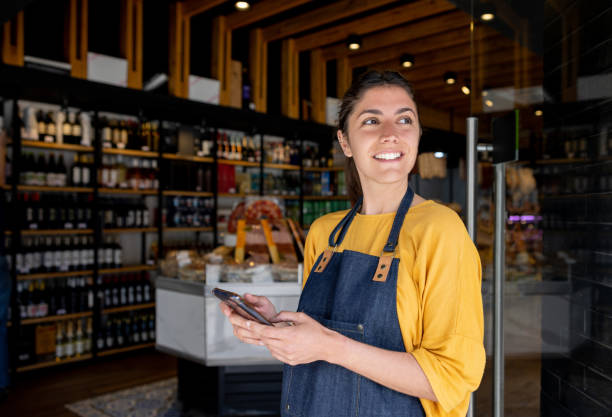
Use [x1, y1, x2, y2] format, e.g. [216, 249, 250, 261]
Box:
[302, 200, 485, 417]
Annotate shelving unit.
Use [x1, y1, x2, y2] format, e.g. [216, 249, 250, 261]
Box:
[1, 64, 341, 373]
[303, 166, 344, 172]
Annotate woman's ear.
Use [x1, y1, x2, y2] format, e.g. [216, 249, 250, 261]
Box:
[337, 130, 353, 158]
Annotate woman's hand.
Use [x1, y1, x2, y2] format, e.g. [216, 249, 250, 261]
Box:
[253, 311, 340, 366]
[219, 294, 278, 345]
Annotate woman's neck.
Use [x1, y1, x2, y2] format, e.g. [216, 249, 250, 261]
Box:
[360, 180, 409, 215]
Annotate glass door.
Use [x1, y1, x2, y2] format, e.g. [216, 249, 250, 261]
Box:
[463, 1, 612, 417]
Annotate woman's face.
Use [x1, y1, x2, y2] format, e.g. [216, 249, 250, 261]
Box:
[338, 85, 420, 190]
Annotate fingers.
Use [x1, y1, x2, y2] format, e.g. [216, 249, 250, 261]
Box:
[243, 293, 265, 306]
[274, 311, 305, 323]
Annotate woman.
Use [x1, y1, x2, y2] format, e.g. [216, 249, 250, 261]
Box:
[220, 71, 485, 417]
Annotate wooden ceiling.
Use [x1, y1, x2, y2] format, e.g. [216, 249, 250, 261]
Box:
[167, 0, 542, 134]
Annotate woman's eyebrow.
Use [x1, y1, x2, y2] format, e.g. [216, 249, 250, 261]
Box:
[356, 107, 416, 118]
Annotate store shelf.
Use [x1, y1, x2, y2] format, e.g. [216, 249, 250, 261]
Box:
[99, 188, 158, 195]
[103, 302, 155, 315]
[218, 159, 260, 167]
[18, 185, 93, 193]
[17, 270, 93, 281]
[218, 192, 260, 198]
[20, 140, 94, 152]
[540, 191, 612, 199]
[535, 158, 588, 165]
[162, 153, 214, 163]
[263, 163, 300, 170]
[104, 227, 158, 234]
[303, 166, 344, 172]
[162, 190, 214, 197]
[266, 195, 300, 199]
[303, 195, 350, 200]
[21, 311, 93, 325]
[163, 226, 214, 233]
[98, 343, 155, 357]
[103, 148, 158, 158]
[17, 354, 93, 372]
[98, 264, 157, 275]
[5, 229, 93, 236]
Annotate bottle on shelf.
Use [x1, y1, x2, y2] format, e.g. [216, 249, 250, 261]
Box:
[64, 320, 75, 358]
[55, 322, 65, 362]
[75, 319, 85, 357]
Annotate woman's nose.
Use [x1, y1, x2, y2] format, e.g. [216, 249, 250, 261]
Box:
[380, 130, 399, 143]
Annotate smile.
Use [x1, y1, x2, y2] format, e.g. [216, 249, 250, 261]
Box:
[373, 152, 404, 161]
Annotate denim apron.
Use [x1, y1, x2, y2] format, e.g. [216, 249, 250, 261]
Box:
[281, 187, 425, 417]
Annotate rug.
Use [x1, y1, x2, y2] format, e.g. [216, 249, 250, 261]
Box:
[65, 377, 187, 417]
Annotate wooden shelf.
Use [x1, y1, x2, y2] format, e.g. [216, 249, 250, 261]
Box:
[218, 192, 260, 198]
[21, 311, 93, 325]
[163, 226, 214, 232]
[99, 264, 157, 275]
[98, 343, 155, 357]
[162, 190, 214, 197]
[103, 303, 155, 315]
[103, 148, 158, 158]
[17, 353, 93, 372]
[218, 159, 260, 167]
[263, 163, 300, 170]
[303, 166, 344, 172]
[20, 140, 94, 152]
[18, 185, 93, 193]
[162, 153, 214, 163]
[18, 270, 93, 281]
[99, 188, 158, 195]
[266, 195, 300, 199]
[104, 227, 158, 234]
[540, 191, 612, 199]
[6, 229, 93, 236]
[303, 195, 349, 200]
[534, 158, 588, 165]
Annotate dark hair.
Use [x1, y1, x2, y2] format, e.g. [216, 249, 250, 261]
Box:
[337, 71, 419, 205]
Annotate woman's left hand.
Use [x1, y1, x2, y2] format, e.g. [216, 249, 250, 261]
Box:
[252, 311, 339, 366]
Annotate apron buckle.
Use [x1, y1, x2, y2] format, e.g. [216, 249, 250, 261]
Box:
[314, 246, 336, 273]
[372, 249, 395, 282]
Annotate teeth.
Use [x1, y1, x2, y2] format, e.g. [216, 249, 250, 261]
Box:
[374, 152, 401, 160]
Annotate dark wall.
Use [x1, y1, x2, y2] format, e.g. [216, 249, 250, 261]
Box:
[540, 1, 612, 416]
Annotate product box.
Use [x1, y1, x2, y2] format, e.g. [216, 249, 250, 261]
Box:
[188, 75, 220, 105]
[326, 97, 341, 126]
[87, 53, 128, 87]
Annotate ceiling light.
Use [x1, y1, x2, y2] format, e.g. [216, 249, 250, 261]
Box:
[434, 152, 446, 159]
[235, 1, 250, 11]
[534, 109, 543, 117]
[346, 34, 362, 51]
[444, 71, 457, 85]
[480, 4, 495, 21]
[485, 99, 494, 107]
[461, 79, 471, 95]
[400, 54, 415, 68]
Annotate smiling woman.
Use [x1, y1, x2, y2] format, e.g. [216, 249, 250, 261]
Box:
[221, 71, 485, 417]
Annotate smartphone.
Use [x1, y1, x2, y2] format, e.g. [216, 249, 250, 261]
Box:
[213, 288, 274, 326]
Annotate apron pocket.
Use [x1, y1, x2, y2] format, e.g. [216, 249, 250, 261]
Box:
[282, 317, 365, 417]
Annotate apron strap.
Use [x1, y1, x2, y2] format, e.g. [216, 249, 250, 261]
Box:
[328, 197, 363, 248]
[382, 187, 414, 253]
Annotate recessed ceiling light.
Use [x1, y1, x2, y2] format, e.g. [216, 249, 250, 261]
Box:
[480, 4, 495, 21]
[235, 1, 250, 11]
[485, 99, 494, 107]
[444, 71, 457, 85]
[346, 34, 362, 51]
[461, 79, 471, 95]
[434, 152, 446, 159]
[534, 109, 543, 117]
[400, 54, 415, 68]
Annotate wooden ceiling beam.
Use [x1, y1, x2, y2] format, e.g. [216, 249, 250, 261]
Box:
[182, 0, 228, 18]
[262, 0, 397, 43]
[65, 0, 88, 79]
[211, 16, 231, 105]
[347, 26, 505, 69]
[321, 10, 471, 61]
[250, 28, 267, 112]
[168, 2, 188, 97]
[281, 38, 299, 119]
[227, 0, 311, 30]
[294, 0, 457, 52]
[2, 11, 24, 66]
[310, 49, 326, 123]
[120, 0, 143, 89]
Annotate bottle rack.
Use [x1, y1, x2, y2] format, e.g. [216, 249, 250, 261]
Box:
[0, 66, 347, 373]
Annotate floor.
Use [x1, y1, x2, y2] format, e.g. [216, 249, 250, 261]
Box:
[0, 350, 542, 417]
[0, 349, 177, 417]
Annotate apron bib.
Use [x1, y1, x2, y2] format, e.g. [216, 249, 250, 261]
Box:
[281, 187, 425, 417]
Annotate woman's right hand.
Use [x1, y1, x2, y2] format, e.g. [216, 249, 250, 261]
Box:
[242, 293, 277, 321]
[219, 294, 278, 345]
